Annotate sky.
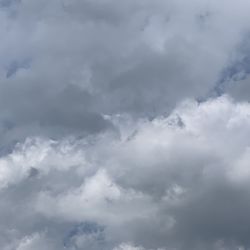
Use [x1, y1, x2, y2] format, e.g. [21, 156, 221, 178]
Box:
[1, 0, 250, 249]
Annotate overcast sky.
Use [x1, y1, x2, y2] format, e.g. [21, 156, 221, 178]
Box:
[1, 0, 250, 249]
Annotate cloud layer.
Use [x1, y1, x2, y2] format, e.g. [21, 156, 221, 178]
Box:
[1, 96, 250, 249]
[0, 0, 250, 144]
[1, 0, 250, 249]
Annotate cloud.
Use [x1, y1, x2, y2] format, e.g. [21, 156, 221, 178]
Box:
[0, 96, 250, 249]
[113, 243, 166, 250]
[113, 243, 146, 250]
[0, 0, 249, 148]
[1, 1, 250, 250]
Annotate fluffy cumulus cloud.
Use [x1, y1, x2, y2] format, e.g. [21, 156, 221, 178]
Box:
[0, 96, 250, 249]
[1, 0, 250, 250]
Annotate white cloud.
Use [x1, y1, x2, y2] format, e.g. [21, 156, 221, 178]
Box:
[113, 243, 166, 250]
[0, 96, 250, 248]
[35, 169, 158, 226]
[113, 243, 146, 250]
[0, 137, 88, 189]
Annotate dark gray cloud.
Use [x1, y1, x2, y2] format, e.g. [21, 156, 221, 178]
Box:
[0, 0, 247, 146]
[1, 1, 250, 250]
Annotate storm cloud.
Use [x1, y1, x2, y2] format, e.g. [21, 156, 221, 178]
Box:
[1, 0, 250, 250]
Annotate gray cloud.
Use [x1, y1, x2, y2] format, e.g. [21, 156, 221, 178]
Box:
[0, 96, 250, 249]
[1, 1, 250, 250]
[0, 0, 248, 146]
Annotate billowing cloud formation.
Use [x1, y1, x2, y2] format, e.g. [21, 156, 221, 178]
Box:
[0, 0, 249, 147]
[1, 0, 250, 250]
[0, 96, 250, 249]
